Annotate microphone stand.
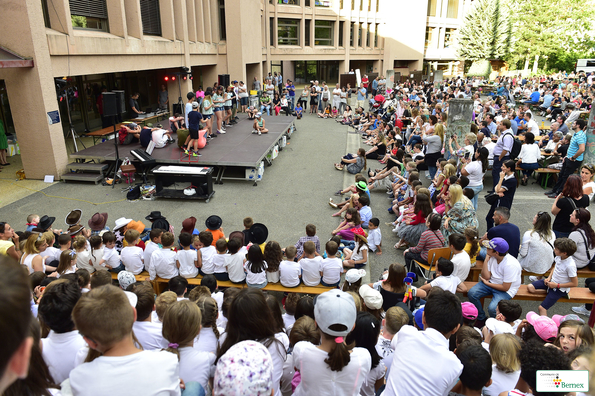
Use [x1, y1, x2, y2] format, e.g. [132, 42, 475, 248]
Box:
[111, 115, 120, 189]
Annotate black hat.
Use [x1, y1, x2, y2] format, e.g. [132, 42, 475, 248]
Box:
[249, 223, 268, 245]
[145, 211, 165, 221]
[34, 215, 55, 232]
[152, 218, 170, 231]
[205, 215, 223, 231]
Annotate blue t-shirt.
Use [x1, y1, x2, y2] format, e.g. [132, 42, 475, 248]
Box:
[187, 111, 203, 130]
[372, 80, 379, 90]
[295, 106, 303, 115]
[510, 119, 518, 135]
[287, 84, 295, 97]
[568, 130, 587, 161]
[487, 222, 521, 258]
[529, 91, 540, 103]
[542, 94, 554, 108]
[357, 88, 367, 100]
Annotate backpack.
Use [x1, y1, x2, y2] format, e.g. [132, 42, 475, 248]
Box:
[126, 186, 141, 201]
[504, 132, 522, 160]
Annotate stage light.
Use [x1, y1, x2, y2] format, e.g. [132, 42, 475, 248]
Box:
[172, 76, 176, 81]
[189, 74, 193, 80]
[164, 76, 169, 81]
[183, 76, 187, 80]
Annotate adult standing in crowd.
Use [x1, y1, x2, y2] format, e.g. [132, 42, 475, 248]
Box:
[551, 175, 589, 238]
[332, 83, 342, 112]
[129, 92, 143, 118]
[157, 85, 168, 110]
[461, 147, 489, 211]
[253, 76, 261, 96]
[265, 79, 275, 98]
[518, 211, 555, 278]
[237, 81, 249, 113]
[286, 80, 295, 111]
[490, 119, 514, 192]
[546, 119, 587, 198]
[486, 160, 518, 230]
[422, 122, 444, 180]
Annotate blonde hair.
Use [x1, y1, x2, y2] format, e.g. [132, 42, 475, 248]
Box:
[72, 235, 87, 251]
[434, 123, 445, 144]
[489, 333, 521, 373]
[188, 285, 211, 303]
[196, 296, 220, 344]
[155, 291, 178, 321]
[449, 184, 463, 205]
[384, 306, 409, 335]
[72, 285, 135, 355]
[23, 233, 45, 254]
[162, 300, 202, 360]
[465, 133, 477, 145]
[346, 291, 363, 311]
[443, 164, 456, 178]
[418, 187, 431, 199]
[42, 231, 55, 245]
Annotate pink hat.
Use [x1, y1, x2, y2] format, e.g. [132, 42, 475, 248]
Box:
[461, 302, 478, 320]
[526, 311, 558, 342]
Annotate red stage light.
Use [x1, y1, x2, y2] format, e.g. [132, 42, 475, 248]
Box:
[172, 76, 176, 81]
[164, 76, 169, 81]
[183, 76, 187, 80]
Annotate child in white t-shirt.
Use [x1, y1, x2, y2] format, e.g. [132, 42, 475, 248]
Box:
[244, 245, 268, 288]
[73, 235, 94, 274]
[194, 295, 223, 355]
[299, 241, 323, 286]
[39, 231, 60, 265]
[212, 238, 230, 281]
[481, 300, 522, 344]
[366, 218, 382, 255]
[120, 230, 144, 275]
[196, 232, 216, 275]
[99, 232, 123, 272]
[225, 237, 247, 283]
[279, 246, 301, 287]
[148, 232, 178, 280]
[131, 283, 168, 351]
[376, 306, 409, 378]
[176, 232, 198, 278]
[88, 235, 104, 271]
[55, 249, 78, 277]
[65, 285, 180, 396]
[320, 241, 344, 287]
[420, 258, 465, 294]
[448, 233, 471, 283]
[144, 229, 163, 272]
[162, 300, 215, 391]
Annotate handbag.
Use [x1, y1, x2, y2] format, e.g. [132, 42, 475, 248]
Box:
[484, 192, 499, 205]
[577, 230, 595, 271]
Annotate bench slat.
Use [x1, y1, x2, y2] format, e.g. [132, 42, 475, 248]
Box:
[460, 281, 595, 304]
[467, 261, 595, 282]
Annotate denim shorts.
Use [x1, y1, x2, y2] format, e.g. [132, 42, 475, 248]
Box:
[214, 107, 224, 112]
[240, 97, 249, 106]
[224, 105, 232, 110]
[532, 279, 568, 309]
[202, 114, 212, 119]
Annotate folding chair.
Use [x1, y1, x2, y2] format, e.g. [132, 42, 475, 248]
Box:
[413, 247, 452, 281]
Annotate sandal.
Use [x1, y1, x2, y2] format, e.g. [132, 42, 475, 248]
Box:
[331, 212, 341, 217]
[329, 198, 338, 209]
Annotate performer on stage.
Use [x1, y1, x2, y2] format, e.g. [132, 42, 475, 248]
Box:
[252, 113, 268, 135]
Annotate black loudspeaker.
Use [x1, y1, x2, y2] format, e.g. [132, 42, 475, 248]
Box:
[218, 74, 230, 87]
[112, 90, 126, 114]
[102, 92, 117, 117]
[172, 104, 183, 115]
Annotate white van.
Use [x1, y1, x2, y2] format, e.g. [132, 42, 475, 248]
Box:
[576, 59, 595, 74]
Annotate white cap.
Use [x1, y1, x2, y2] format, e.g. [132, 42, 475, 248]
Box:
[345, 269, 366, 285]
[124, 291, 138, 307]
[359, 284, 383, 310]
[256, 112, 262, 118]
[314, 290, 357, 337]
[485, 318, 514, 335]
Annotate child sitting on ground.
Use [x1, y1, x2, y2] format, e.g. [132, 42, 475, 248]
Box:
[342, 229, 369, 269]
[366, 218, 382, 255]
[295, 103, 303, 119]
[299, 241, 323, 287]
[482, 300, 523, 344]
[528, 237, 578, 316]
[319, 241, 343, 287]
[66, 285, 180, 395]
[120, 230, 144, 275]
[280, 246, 301, 288]
[148, 232, 178, 281]
[420, 258, 466, 294]
[212, 238, 230, 281]
[293, 224, 321, 260]
[176, 232, 199, 279]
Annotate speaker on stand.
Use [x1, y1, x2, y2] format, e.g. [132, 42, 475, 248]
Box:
[218, 74, 230, 87]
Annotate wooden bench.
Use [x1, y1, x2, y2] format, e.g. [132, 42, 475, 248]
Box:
[467, 261, 595, 282]
[460, 281, 595, 304]
[86, 124, 124, 144]
[534, 168, 560, 189]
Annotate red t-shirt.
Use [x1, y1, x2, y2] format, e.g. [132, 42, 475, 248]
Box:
[362, 77, 369, 88]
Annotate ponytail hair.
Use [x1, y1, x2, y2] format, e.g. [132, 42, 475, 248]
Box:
[321, 329, 351, 372]
[57, 249, 76, 275]
[196, 296, 220, 349]
[89, 235, 102, 261]
[162, 300, 202, 361]
[464, 227, 480, 258]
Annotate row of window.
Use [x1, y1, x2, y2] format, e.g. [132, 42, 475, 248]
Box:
[424, 27, 456, 51]
[274, 18, 379, 47]
[427, 0, 459, 18]
[270, 0, 380, 12]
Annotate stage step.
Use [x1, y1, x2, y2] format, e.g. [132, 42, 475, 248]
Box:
[61, 172, 104, 184]
[67, 162, 108, 172]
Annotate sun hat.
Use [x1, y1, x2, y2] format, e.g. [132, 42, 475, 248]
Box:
[34, 215, 55, 232]
[68, 224, 85, 236]
[213, 340, 273, 396]
[352, 227, 368, 244]
[414, 306, 425, 330]
[182, 217, 197, 234]
[127, 220, 145, 233]
[356, 181, 368, 191]
[65, 209, 82, 226]
[118, 271, 137, 291]
[228, 230, 245, 245]
[113, 217, 133, 230]
[88, 213, 108, 231]
[345, 269, 366, 285]
[358, 285, 383, 310]
[145, 211, 165, 221]
[552, 314, 584, 327]
[205, 215, 223, 231]
[249, 223, 268, 245]
[526, 311, 558, 342]
[482, 237, 509, 254]
[485, 318, 514, 335]
[461, 302, 478, 320]
[314, 290, 357, 337]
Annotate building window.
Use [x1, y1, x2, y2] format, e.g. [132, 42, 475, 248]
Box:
[427, 0, 437, 16]
[358, 24, 362, 46]
[314, 20, 333, 46]
[278, 19, 299, 45]
[140, 0, 161, 36]
[425, 27, 434, 50]
[350, 22, 354, 46]
[368, 0, 371, 11]
[374, 23, 379, 47]
[376, 0, 379, 12]
[218, 0, 226, 40]
[42, 0, 51, 28]
[359, 0, 363, 10]
[339, 21, 344, 47]
[278, 0, 300, 4]
[270, 17, 275, 46]
[366, 24, 370, 47]
[351, 0, 354, 10]
[305, 19, 311, 46]
[446, 0, 458, 18]
[305, 0, 310, 5]
[444, 28, 455, 48]
[315, 0, 332, 7]
[70, 0, 108, 31]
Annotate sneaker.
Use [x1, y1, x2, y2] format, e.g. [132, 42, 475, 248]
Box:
[217, 130, 226, 134]
[334, 190, 343, 196]
[192, 152, 200, 157]
[528, 276, 542, 282]
[226, 123, 233, 127]
[258, 131, 261, 136]
[252, 130, 258, 134]
[184, 149, 190, 155]
[572, 306, 591, 316]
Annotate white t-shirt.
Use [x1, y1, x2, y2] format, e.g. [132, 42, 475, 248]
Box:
[89, 247, 104, 271]
[351, 245, 369, 266]
[200, 245, 217, 274]
[40, 246, 61, 263]
[176, 249, 198, 278]
[185, 102, 193, 128]
[178, 347, 215, 390]
[483, 365, 521, 396]
[375, 335, 394, 377]
[583, 181, 595, 201]
[193, 326, 223, 355]
[320, 257, 343, 285]
[464, 160, 485, 187]
[67, 350, 180, 396]
[225, 247, 247, 283]
[212, 253, 230, 273]
[144, 241, 160, 270]
[244, 261, 268, 285]
[132, 321, 168, 351]
[121, 246, 144, 275]
[292, 341, 371, 396]
[270, 332, 290, 396]
[361, 361, 386, 396]
[149, 249, 178, 280]
[282, 313, 296, 331]
[526, 119, 540, 135]
[279, 260, 301, 287]
[76, 250, 94, 273]
[367, 228, 382, 252]
[152, 129, 169, 148]
[42, 330, 88, 384]
[430, 275, 460, 294]
[299, 257, 323, 286]
[451, 251, 471, 283]
[550, 255, 577, 293]
[487, 254, 522, 298]
[519, 143, 542, 164]
[102, 247, 121, 270]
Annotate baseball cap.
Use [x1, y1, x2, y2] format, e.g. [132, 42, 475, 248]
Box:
[314, 290, 357, 337]
[192, 101, 199, 108]
[123, 291, 138, 307]
[345, 269, 366, 285]
[213, 341, 273, 396]
[358, 285, 383, 310]
[482, 237, 509, 254]
[485, 318, 514, 335]
[256, 112, 262, 118]
[552, 314, 584, 327]
[414, 306, 425, 330]
[461, 302, 478, 320]
[118, 271, 136, 291]
[526, 311, 558, 342]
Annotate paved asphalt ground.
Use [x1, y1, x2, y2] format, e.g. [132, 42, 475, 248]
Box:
[0, 109, 583, 318]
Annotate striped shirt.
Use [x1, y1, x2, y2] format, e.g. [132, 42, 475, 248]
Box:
[295, 235, 321, 258]
[408, 230, 445, 261]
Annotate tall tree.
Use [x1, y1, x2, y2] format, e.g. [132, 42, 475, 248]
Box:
[456, 0, 512, 60]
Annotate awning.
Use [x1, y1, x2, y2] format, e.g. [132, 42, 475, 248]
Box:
[0, 46, 34, 68]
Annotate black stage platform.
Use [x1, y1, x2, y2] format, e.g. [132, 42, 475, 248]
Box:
[71, 114, 295, 184]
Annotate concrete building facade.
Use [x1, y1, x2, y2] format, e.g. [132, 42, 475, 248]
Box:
[0, 0, 427, 179]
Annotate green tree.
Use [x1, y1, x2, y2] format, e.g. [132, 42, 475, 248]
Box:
[71, 15, 87, 28]
[457, 0, 512, 60]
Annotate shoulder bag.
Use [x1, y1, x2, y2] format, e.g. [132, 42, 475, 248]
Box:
[577, 230, 595, 271]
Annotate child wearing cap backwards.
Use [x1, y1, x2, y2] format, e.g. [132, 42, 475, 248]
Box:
[482, 300, 522, 344]
[342, 268, 366, 292]
[204, 216, 225, 246]
[148, 232, 178, 281]
[299, 241, 323, 287]
[65, 285, 182, 396]
[527, 237, 578, 316]
[292, 290, 372, 396]
[319, 241, 343, 287]
[384, 288, 464, 396]
[176, 232, 198, 279]
[131, 283, 168, 351]
[420, 258, 466, 294]
[279, 246, 302, 288]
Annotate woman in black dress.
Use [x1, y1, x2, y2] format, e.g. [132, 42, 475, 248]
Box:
[486, 159, 518, 230]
